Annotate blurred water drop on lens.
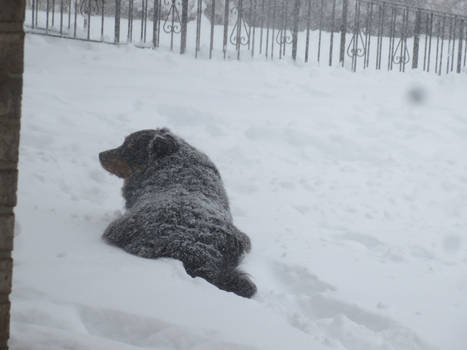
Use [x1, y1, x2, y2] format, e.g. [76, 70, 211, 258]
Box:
[407, 85, 427, 105]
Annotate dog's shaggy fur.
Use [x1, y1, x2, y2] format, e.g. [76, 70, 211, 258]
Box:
[99, 128, 256, 298]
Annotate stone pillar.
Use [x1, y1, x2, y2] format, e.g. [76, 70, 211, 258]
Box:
[0, 1, 25, 349]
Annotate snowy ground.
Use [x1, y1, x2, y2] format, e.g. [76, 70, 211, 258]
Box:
[11, 35, 467, 350]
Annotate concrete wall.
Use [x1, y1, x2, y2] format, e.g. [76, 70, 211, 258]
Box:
[0, 1, 25, 348]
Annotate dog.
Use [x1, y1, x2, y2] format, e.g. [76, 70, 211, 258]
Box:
[99, 128, 256, 298]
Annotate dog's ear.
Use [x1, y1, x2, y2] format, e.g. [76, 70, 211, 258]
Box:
[149, 133, 179, 159]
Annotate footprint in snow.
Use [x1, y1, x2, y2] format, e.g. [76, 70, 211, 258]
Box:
[265, 261, 433, 350]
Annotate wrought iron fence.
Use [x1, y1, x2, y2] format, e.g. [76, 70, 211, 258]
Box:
[25, 0, 467, 74]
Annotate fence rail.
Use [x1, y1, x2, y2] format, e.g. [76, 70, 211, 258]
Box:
[25, 0, 467, 74]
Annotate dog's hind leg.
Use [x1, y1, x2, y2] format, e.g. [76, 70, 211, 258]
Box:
[164, 237, 257, 298]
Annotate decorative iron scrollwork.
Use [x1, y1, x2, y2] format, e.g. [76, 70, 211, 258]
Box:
[79, 0, 102, 16]
[229, 6, 251, 46]
[347, 28, 367, 58]
[392, 37, 411, 64]
[163, 0, 182, 34]
[275, 28, 292, 46]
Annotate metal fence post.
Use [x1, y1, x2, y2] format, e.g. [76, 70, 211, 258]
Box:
[401, 7, 409, 72]
[450, 17, 456, 72]
[115, 0, 121, 44]
[412, 9, 421, 69]
[427, 13, 433, 72]
[363, 2, 373, 69]
[305, 0, 311, 62]
[180, 0, 188, 54]
[271, 0, 277, 59]
[209, 0, 215, 59]
[128, 0, 134, 42]
[351, 0, 361, 72]
[195, 0, 202, 57]
[278, 1, 285, 59]
[87, 0, 91, 41]
[236, 0, 243, 60]
[259, 0, 265, 54]
[457, 19, 464, 73]
[251, 0, 257, 57]
[46, 0, 50, 33]
[223, 0, 230, 58]
[52, 0, 56, 26]
[74, 0, 78, 37]
[329, 0, 337, 66]
[265, 0, 271, 58]
[439, 16, 446, 75]
[292, 0, 300, 60]
[317, 0, 323, 62]
[32, 0, 36, 28]
[140, 0, 145, 41]
[153, 0, 160, 48]
[61, 0, 65, 35]
[449, 17, 454, 73]
[68, 0, 71, 29]
[464, 26, 467, 68]
[35, 0, 38, 27]
[340, 0, 349, 66]
[140, 0, 148, 43]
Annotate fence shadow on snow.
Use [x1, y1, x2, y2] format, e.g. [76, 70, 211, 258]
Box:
[25, 0, 467, 74]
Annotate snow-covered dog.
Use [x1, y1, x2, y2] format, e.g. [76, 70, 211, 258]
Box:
[99, 128, 256, 298]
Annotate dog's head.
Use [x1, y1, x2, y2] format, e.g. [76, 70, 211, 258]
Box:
[99, 128, 179, 179]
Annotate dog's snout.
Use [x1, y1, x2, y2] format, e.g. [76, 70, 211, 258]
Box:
[99, 151, 110, 163]
[99, 149, 131, 179]
[99, 150, 116, 165]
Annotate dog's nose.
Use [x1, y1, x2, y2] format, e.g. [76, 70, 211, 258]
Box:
[98, 152, 105, 163]
[99, 151, 113, 167]
[99, 151, 111, 162]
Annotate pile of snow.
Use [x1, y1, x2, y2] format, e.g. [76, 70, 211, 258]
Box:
[11, 35, 467, 350]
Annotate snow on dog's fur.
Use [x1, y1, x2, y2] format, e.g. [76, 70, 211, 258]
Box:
[99, 128, 256, 298]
